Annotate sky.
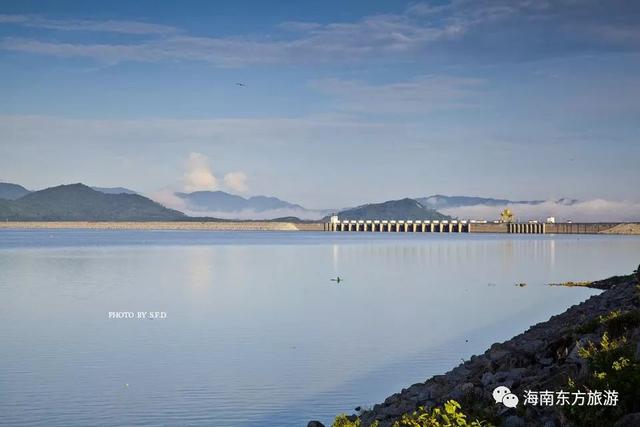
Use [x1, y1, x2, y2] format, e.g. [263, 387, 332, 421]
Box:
[1, 0, 639, 210]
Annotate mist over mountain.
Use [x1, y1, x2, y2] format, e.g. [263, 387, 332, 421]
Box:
[0, 182, 31, 200]
[0, 184, 184, 221]
[0, 180, 636, 222]
[415, 195, 547, 209]
[417, 195, 638, 223]
[173, 190, 331, 220]
[334, 198, 451, 221]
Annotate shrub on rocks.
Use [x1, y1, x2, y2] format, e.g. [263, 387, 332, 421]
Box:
[332, 400, 492, 427]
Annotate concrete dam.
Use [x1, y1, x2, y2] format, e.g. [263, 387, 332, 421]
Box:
[324, 220, 628, 234]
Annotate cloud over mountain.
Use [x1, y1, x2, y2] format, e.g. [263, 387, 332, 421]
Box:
[183, 152, 217, 192]
[440, 199, 640, 223]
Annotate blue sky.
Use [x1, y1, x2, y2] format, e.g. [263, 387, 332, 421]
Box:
[1, 0, 639, 209]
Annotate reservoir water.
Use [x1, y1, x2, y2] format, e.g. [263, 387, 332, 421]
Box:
[1, 230, 639, 426]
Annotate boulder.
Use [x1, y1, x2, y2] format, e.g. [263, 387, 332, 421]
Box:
[614, 413, 640, 427]
[503, 415, 526, 427]
[307, 421, 325, 427]
[481, 371, 495, 386]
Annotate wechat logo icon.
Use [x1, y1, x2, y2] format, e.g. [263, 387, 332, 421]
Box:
[493, 386, 519, 408]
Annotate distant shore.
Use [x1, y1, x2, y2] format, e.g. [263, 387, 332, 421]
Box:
[0, 221, 325, 231]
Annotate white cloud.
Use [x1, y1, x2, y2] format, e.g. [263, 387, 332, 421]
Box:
[0, 4, 469, 66]
[2, 2, 640, 66]
[183, 152, 217, 192]
[149, 187, 188, 212]
[0, 14, 179, 34]
[312, 75, 484, 114]
[0, 114, 402, 149]
[224, 171, 248, 192]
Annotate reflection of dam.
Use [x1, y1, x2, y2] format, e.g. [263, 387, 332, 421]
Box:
[324, 220, 632, 234]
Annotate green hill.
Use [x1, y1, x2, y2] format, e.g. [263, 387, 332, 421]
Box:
[0, 182, 31, 200]
[0, 183, 185, 221]
[334, 198, 451, 221]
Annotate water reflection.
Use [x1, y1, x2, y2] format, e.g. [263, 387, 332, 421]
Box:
[1, 231, 639, 427]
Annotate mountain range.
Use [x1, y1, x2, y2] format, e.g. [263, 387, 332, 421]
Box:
[0, 181, 588, 221]
[0, 184, 184, 221]
[0, 182, 139, 198]
[177, 190, 301, 212]
[171, 190, 332, 220]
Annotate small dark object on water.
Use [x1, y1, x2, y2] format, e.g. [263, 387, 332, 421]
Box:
[331, 276, 343, 283]
[516, 282, 527, 287]
[354, 406, 361, 412]
[308, 421, 325, 427]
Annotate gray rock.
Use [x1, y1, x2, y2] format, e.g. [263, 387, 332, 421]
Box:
[461, 382, 474, 392]
[520, 339, 545, 355]
[614, 412, 640, 427]
[492, 368, 526, 385]
[307, 421, 325, 427]
[379, 399, 416, 418]
[415, 389, 432, 401]
[503, 415, 526, 427]
[481, 371, 495, 386]
[489, 348, 510, 361]
[539, 357, 554, 366]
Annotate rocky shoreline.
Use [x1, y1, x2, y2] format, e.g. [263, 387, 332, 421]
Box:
[312, 268, 640, 427]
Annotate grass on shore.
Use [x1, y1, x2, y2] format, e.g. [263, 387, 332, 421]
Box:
[332, 400, 493, 427]
[566, 281, 640, 426]
[548, 280, 593, 288]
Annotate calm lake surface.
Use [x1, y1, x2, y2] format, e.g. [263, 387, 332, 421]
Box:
[1, 230, 639, 426]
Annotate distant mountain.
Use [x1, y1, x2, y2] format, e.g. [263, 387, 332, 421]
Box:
[173, 190, 330, 219]
[0, 182, 31, 200]
[415, 195, 547, 209]
[91, 186, 137, 195]
[176, 190, 304, 212]
[0, 183, 185, 221]
[334, 198, 451, 221]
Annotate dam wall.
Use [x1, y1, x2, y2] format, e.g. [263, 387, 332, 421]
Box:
[325, 221, 640, 234]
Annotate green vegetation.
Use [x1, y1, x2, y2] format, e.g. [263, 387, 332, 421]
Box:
[332, 401, 492, 427]
[332, 414, 377, 427]
[566, 309, 640, 426]
[0, 183, 185, 221]
[549, 281, 593, 288]
[575, 309, 640, 336]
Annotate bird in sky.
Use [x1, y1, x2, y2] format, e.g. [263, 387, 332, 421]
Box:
[235, 82, 246, 87]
